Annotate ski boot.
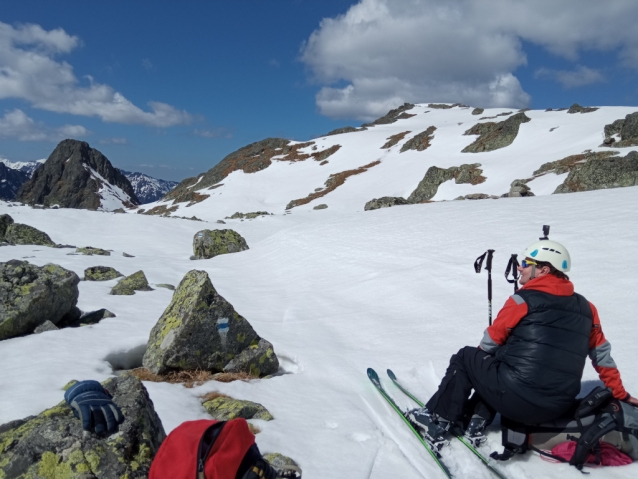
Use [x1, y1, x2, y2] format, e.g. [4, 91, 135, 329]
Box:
[407, 408, 450, 453]
[463, 414, 488, 448]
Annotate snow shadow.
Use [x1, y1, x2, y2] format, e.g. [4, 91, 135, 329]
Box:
[104, 344, 147, 371]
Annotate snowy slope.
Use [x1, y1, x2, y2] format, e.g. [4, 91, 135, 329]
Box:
[141, 104, 638, 222]
[2, 182, 638, 478]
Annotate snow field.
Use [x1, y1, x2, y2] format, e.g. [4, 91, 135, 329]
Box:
[2, 183, 638, 478]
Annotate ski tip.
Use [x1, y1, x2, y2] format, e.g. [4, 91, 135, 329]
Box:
[367, 368, 379, 381]
[387, 369, 396, 380]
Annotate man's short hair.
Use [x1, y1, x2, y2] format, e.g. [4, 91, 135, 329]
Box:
[536, 260, 570, 280]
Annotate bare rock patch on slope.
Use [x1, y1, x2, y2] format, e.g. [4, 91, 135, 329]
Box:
[285, 160, 381, 210]
[601, 112, 638, 147]
[381, 131, 411, 149]
[400, 126, 437, 152]
[361, 103, 415, 127]
[462, 112, 531, 153]
[163, 139, 341, 206]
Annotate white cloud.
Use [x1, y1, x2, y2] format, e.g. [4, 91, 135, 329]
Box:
[99, 137, 128, 145]
[535, 65, 605, 89]
[193, 128, 232, 139]
[0, 21, 193, 127]
[0, 108, 89, 141]
[300, 0, 638, 120]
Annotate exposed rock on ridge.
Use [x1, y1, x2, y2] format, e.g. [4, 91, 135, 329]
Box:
[361, 103, 415, 127]
[554, 150, 638, 194]
[17, 140, 139, 210]
[400, 126, 437, 152]
[462, 112, 531, 153]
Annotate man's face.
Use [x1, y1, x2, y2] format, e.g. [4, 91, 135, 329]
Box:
[518, 258, 536, 285]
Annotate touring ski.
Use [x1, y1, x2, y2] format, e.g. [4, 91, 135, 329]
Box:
[386, 369, 509, 479]
[367, 368, 453, 478]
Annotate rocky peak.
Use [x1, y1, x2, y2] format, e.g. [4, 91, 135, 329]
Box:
[16, 139, 139, 210]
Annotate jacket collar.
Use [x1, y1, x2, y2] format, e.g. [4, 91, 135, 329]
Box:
[521, 274, 574, 296]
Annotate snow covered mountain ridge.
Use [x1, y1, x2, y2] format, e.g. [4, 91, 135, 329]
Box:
[0, 158, 46, 177]
[140, 102, 638, 221]
[118, 170, 178, 204]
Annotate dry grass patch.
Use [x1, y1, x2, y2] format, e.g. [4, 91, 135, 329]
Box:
[129, 368, 259, 387]
[200, 391, 230, 402]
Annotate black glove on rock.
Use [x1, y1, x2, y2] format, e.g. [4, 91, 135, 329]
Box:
[64, 380, 124, 434]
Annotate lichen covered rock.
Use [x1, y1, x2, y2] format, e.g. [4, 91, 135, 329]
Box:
[602, 112, 638, 147]
[471, 108, 484, 115]
[4, 223, 56, 247]
[313, 204, 328, 210]
[462, 112, 531, 153]
[555, 150, 638, 194]
[0, 214, 14, 241]
[192, 229, 249, 260]
[505, 179, 535, 197]
[84, 266, 123, 281]
[400, 126, 436, 152]
[202, 397, 273, 421]
[156, 283, 175, 290]
[226, 211, 271, 220]
[0, 261, 80, 341]
[77, 246, 111, 256]
[224, 338, 279, 378]
[364, 196, 409, 211]
[142, 270, 277, 376]
[110, 270, 153, 295]
[0, 374, 165, 479]
[263, 453, 302, 478]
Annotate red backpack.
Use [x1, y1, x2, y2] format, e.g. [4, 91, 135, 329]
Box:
[149, 419, 277, 479]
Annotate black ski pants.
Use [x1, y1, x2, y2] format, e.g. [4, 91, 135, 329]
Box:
[425, 346, 564, 427]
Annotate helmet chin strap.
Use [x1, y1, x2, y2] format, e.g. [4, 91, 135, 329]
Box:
[531, 265, 537, 279]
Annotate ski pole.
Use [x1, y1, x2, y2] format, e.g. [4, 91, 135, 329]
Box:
[504, 254, 519, 293]
[474, 249, 495, 326]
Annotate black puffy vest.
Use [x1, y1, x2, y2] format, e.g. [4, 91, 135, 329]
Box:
[495, 289, 593, 412]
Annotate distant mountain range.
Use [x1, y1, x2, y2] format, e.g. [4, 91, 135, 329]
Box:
[117, 170, 178, 204]
[0, 156, 176, 205]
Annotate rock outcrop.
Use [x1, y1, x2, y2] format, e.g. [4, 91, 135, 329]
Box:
[364, 196, 409, 211]
[567, 103, 599, 114]
[400, 126, 437, 152]
[0, 260, 80, 341]
[0, 214, 14, 242]
[142, 270, 279, 377]
[202, 397, 273, 421]
[0, 374, 165, 479]
[4, 223, 56, 247]
[17, 139, 139, 211]
[110, 271, 153, 295]
[313, 204, 328, 210]
[324, 126, 365, 136]
[192, 229, 249, 260]
[76, 246, 111, 256]
[462, 112, 531, 153]
[223, 338, 279, 377]
[471, 108, 484, 115]
[361, 103, 415, 127]
[504, 179, 535, 197]
[602, 112, 638, 147]
[554, 150, 638, 194]
[84, 266, 123, 281]
[408, 163, 486, 203]
[226, 211, 271, 220]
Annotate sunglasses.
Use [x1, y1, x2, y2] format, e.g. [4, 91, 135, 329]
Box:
[521, 259, 537, 268]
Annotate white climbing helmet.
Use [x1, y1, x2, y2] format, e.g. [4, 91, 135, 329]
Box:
[523, 239, 571, 272]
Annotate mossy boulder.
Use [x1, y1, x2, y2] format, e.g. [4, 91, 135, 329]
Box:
[555, 150, 638, 194]
[263, 453, 302, 478]
[224, 338, 279, 378]
[110, 271, 153, 296]
[142, 270, 278, 376]
[313, 204, 328, 210]
[0, 214, 14, 241]
[471, 108, 484, 115]
[192, 229, 249, 260]
[4, 223, 56, 247]
[408, 163, 486, 203]
[462, 112, 530, 153]
[84, 266, 123, 281]
[0, 374, 165, 479]
[202, 397, 273, 421]
[76, 246, 110, 256]
[0, 260, 80, 341]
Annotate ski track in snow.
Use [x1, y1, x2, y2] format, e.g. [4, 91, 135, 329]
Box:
[2, 104, 638, 478]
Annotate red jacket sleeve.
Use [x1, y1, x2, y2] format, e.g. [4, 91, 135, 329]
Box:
[588, 302, 628, 400]
[479, 295, 528, 353]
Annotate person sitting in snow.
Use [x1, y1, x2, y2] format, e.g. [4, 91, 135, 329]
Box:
[409, 236, 638, 450]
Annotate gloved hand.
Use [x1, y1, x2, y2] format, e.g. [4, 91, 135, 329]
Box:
[64, 380, 124, 434]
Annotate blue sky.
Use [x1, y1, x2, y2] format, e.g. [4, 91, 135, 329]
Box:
[1, 0, 638, 181]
